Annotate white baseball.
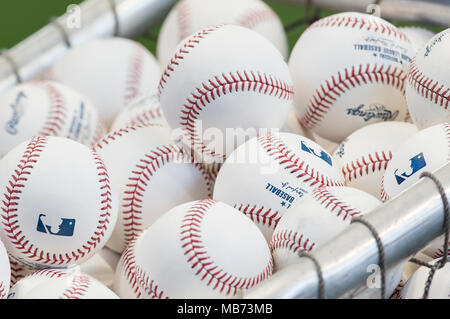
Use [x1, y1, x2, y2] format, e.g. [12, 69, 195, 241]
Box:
[270, 186, 381, 271]
[0, 240, 10, 299]
[78, 248, 120, 290]
[0, 136, 118, 268]
[8, 268, 119, 299]
[46, 38, 161, 125]
[280, 107, 313, 138]
[213, 132, 345, 241]
[398, 26, 435, 52]
[133, 199, 272, 299]
[400, 259, 450, 299]
[159, 24, 293, 162]
[110, 90, 168, 132]
[289, 12, 415, 143]
[381, 122, 450, 202]
[405, 29, 450, 129]
[0, 80, 106, 158]
[333, 121, 418, 200]
[93, 124, 212, 254]
[114, 238, 142, 299]
[157, 0, 288, 66]
[420, 235, 449, 260]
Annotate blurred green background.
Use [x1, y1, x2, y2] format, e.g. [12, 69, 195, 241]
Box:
[0, 0, 444, 55]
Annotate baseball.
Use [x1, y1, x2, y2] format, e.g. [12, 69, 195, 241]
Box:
[270, 186, 381, 271]
[289, 12, 415, 143]
[159, 24, 293, 162]
[93, 124, 212, 253]
[0, 240, 10, 299]
[382, 122, 449, 202]
[213, 132, 345, 241]
[398, 26, 435, 52]
[157, 0, 288, 66]
[133, 199, 273, 299]
[8, 268, 119, 299]
[333, 121, 418, 200]
[405, 29, 450, 129]
[45, 38, 162, 125]
[0, 136, 118, 268]
[399, 259, 450, 299]
[110, 90, 167, 132]
[0, 80, 106, 158]
[9, 255, 31, 288]
[114, 238, 142, 299]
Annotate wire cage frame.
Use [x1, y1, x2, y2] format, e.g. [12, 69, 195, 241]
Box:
[0, 0, 449, 299]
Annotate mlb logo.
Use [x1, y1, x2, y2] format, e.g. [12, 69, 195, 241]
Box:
[301, 140, 332, 166]
[394, 152, 427, 185]
[36, 214, 76, 237]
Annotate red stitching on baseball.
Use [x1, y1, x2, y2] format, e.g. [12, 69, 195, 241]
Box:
[233, 203, 281, 230]
[306, 15, 410, 41]
[124, 44, 145, 105]
[131, 106, 164, 127]
[0, 136, 113, 265]
[33, 82, 68, 137]
[9, 258, 28, 287]
[180, 199, 273, 296]
[300, 64, 406, 129]
[28, 269, 69, 279]
[158, 26, 222, 94]
[380, 174, 389, 202]
[235, 7, 278, 29]
[92, 123, 159, 152]
[312, 187, 362, 221]
[408, 57, 450, 110]
[445, 123, 450, 162]
[175, 0, 192, 42]
[269, 229, 315, 254]
[342, 151, 392, 182]
[0, 282, 6, 299]
[119, 238, 141, 298]
[61, 275, 90, 299]
[122, 144, 212, 247]
[259, 134, 344, 188]
[135, 264, 168, 299]
[431, 242, 450, 260]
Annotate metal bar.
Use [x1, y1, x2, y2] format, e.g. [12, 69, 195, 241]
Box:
[245, 162, 450, 299]
[0, 0, 176, 96]
[271, 0, 450, 27]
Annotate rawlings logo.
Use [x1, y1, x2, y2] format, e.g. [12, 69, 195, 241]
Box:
[394, 152, 427, 185]
[424, 30, 450, 57]
[5, 91, 27, 135]
[36, 214, 76, 237]
[346, 104, 399, 122]
[301, 141, 332, 166]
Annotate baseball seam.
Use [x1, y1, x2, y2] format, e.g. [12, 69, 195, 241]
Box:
[0, 281, 6, 299]
[380, 174, 389, 202]
[36, 82, 68, 137]
[235, 6, 278, 30]
[124, 44, 145, 105]
[0, 136, 113, 265]
[408, 57, 450, 110]
[269, 229, 315, 254]
[312, 187, 362, 221]
[119, 238, 142, 298]
[175, 0, 192, 42]
[233, 203, 281, 230]
[122, 144, 212, 247]
[61, 275, 90, 299]
[306, 15, 409, 41]
[93, 124, 158, 152]
[159, 26, 222, 94]
[299, 64, 406, 129]
[131, 106, 164, 127]
[180, 199, 273, 296]
[135, 264, 168, 299]
[342, 151, 392, 182]
[259, 134, 344, 188]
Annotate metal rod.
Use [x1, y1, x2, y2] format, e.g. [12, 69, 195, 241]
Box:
[245, 162, 450, 299]
[271, 0, 450, 27]
[0, 0, 176, 96]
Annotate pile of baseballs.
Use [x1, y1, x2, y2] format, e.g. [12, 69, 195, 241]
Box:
[0, 0, 448, 299]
